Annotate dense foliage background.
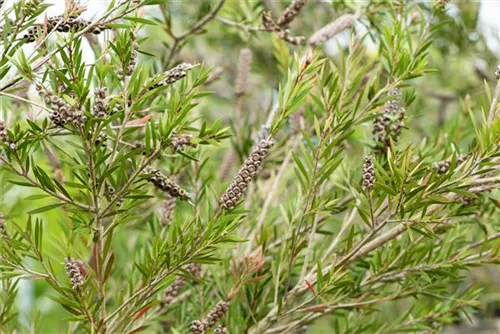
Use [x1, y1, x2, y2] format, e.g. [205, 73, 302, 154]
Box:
[1, 0, 500, 333]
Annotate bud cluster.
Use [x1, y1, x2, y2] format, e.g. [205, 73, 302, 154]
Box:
[147, 169, 189, 200]
[24, 16, 106, 43]
[189, 301, 230, 334]
[170, 133, 194, 152]
[220, 137, 274, 210]
[261, 11, 305, 45]
[276, 0, 307, 28]
[433, 154, 468, 174]
[148, 63, 196, 91]
[0, 213, 7, 240]
[37, 85, 86, 127]
[64, 258, 85, 291]
[495, 64, 500, 80]
[362, 154, 375, 191]
[161, 194, 176, 226]
[92, 87, 110, 118]
[163, 263, 202, 305]
[372, 89, 405, 152]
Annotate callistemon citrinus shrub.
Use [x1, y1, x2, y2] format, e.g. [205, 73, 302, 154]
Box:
[1, 0, 500, 333]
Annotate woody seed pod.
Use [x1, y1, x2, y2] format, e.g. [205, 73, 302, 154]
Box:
[372, 89, 404, 152]
[147, 168, 190, 200]
[220, 137, 274, 210]
[170, 133, 194, 152]
[277, 0, 307, 28]
[309, 14, 355, 47]
[203, 301, 229, 328]
[148, 63, 195, 91]
[64, 258, 85, 291]
[362, 154, 375, 191]
[163, 263, 201, 305]
[0, 120, 7, 142]
[0, 213, 7, 240]
[161, 194, 176, 226]
[433, 154, 468, 174]
[213, 326, 228, 334]
[24, 17, 106, 43]
[189, 320, 206, 334]
[93, 87, 109, 118]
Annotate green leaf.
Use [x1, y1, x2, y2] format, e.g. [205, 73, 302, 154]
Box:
[28, 203, 64, 215]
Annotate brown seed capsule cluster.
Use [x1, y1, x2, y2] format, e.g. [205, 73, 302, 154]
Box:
[92, 88, 109, 118]
[118, 36, 139, 79]
[213, 326, 228, 334]
[189, 301, 230, 333]
[309, 14, 355, 47]
[170, 133, 194, 152]
[235, 48, 253, 97]
[362, 154, 375, 191]
[147, 169, 189, 200]
[106, 183, 123, 206]
[24, 16, 106, 43]
[64, 258, 85, 291]
[433, 154, 468, 174]
[189, 320, 206, 334]
[276, 0, 307, 27]
[220, 137, 274, 210]
[204, 301, 230, 327]
[163, 263, 202, 305]
[161, 194, 176, 226]
[461, 197, 476, 206]
[0, 120, 16, 150]
[37, 85, 86, 127]
[372, 89, 405, 152]
[0, 120, 6, 142]
[95, 133, 108, 148]
[148, 63, 195, 91]
[261, 11, 305, 45]
[495, 65, 500, 80]
[0, 213, 7, 240]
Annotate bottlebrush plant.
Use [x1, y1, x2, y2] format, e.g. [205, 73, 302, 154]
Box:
[1, 0, 500, 333]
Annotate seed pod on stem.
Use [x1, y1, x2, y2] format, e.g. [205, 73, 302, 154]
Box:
[309, 14, 356, 47]
[0, 213, 7, 240]
[220, 137, 274, 210]
[277, 0, 307, 28]
[64, 258, 85, 291]
[362, 154, 375, 191]
[146, 168, 190, 200]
